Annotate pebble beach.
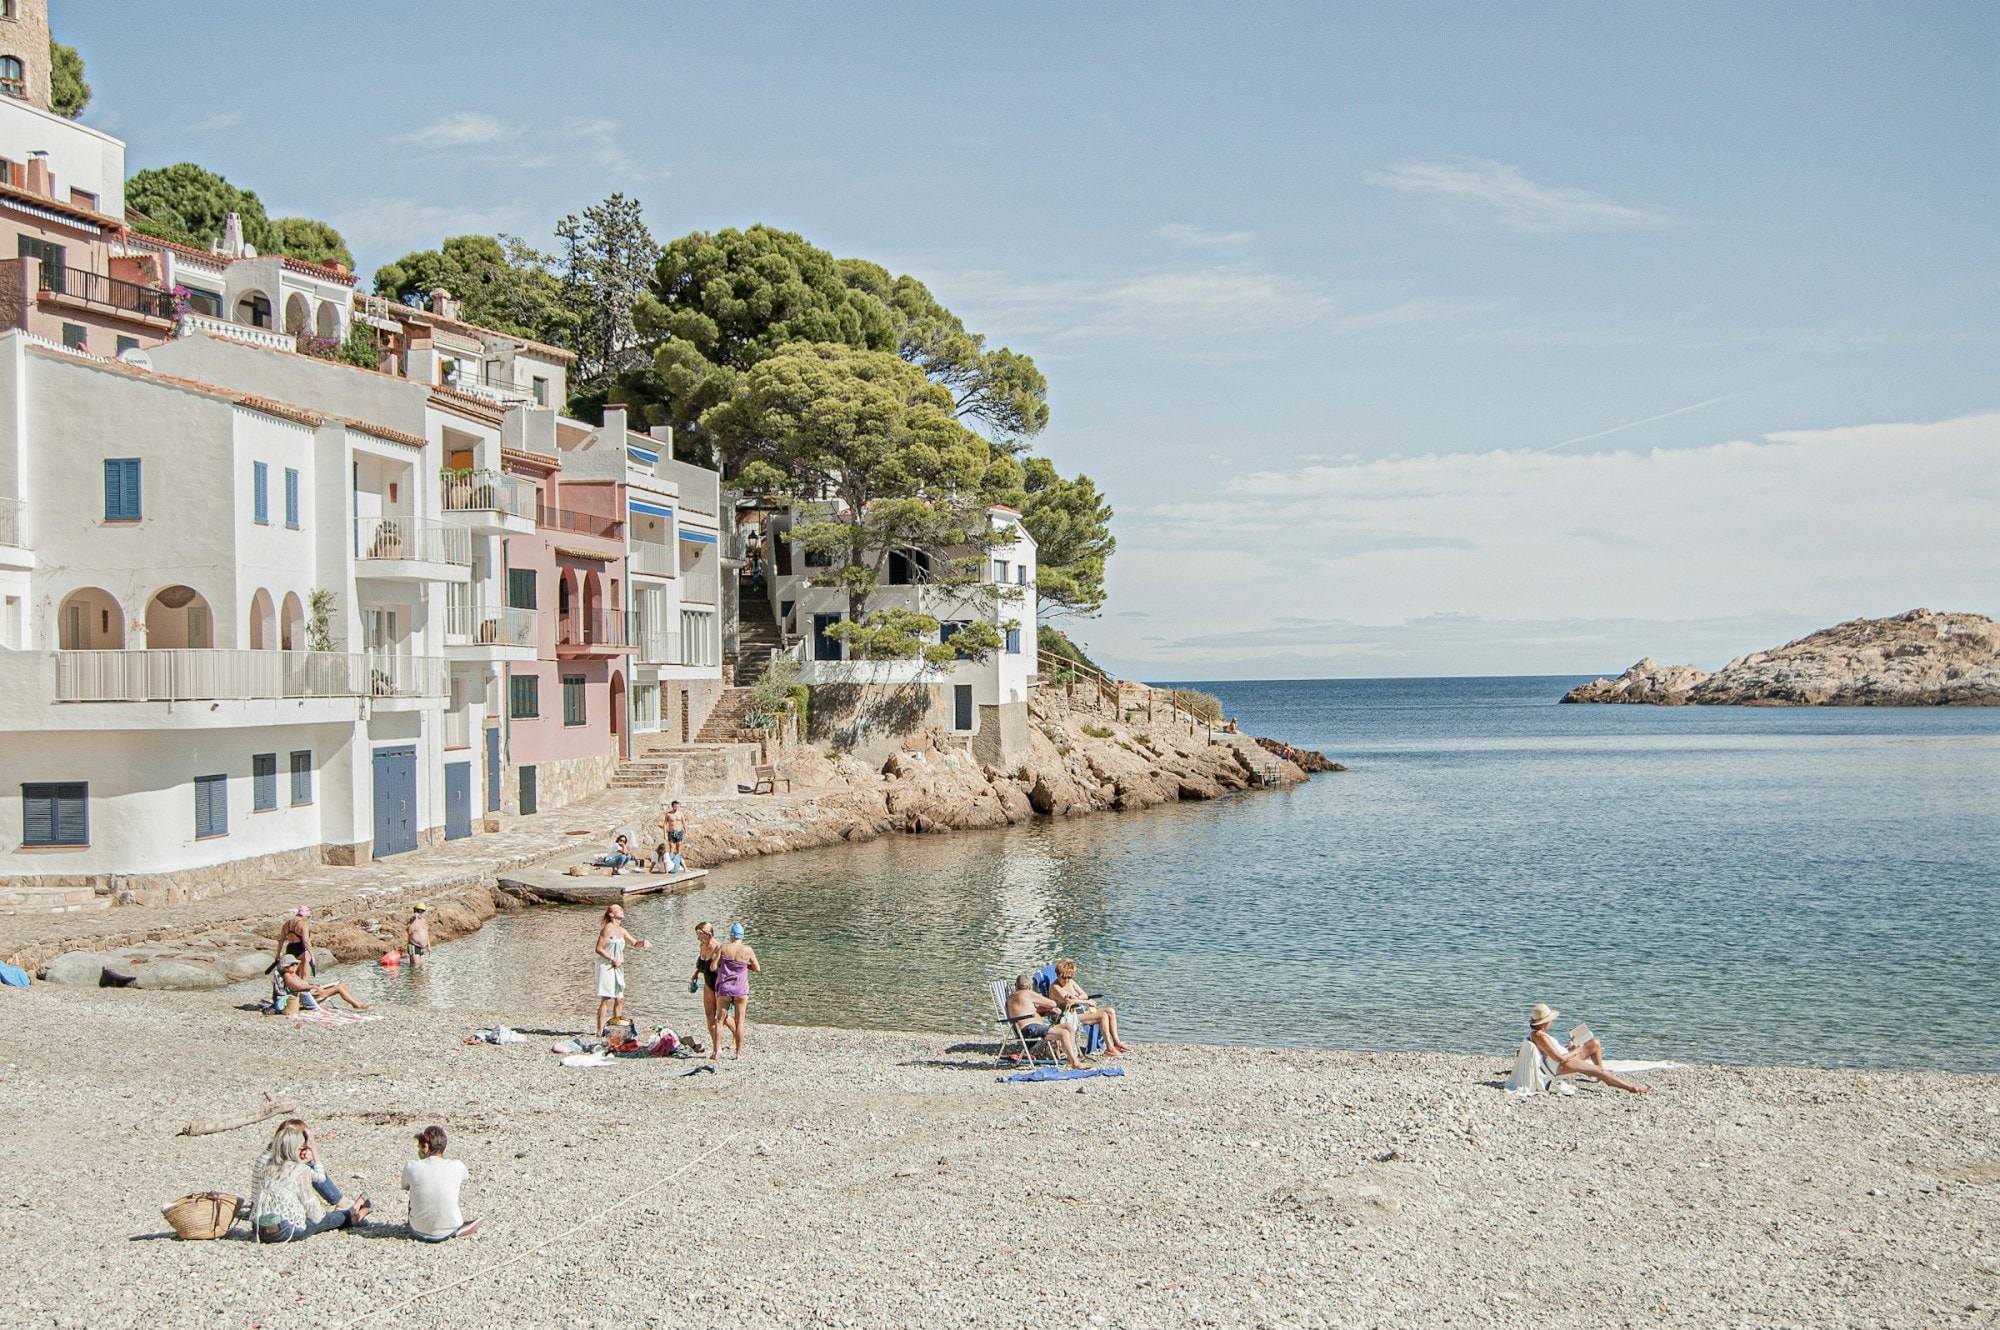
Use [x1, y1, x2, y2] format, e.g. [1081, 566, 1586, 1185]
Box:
[2, 982, 1995, 1329]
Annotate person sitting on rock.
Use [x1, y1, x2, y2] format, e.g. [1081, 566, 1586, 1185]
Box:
[274, 945, 369, 1012]
[1004, 974, 1083, 1069]
[1049, 958, 1129, 1054]
[1527, 1003, 1649, 1094]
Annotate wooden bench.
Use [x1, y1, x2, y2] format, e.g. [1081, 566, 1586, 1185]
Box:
[751, 764, 791, 795]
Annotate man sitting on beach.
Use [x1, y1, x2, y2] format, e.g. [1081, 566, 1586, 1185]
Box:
[1004, 975, 1083, 1069]
[406, 902, 431, 967]
[1528, 1003, 1649, 1094]
[274, 947, 370, 1012]
[402, 1125, 481, 1242]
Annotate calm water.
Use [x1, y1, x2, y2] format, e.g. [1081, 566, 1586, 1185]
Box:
[333, 678, 2000, 1071]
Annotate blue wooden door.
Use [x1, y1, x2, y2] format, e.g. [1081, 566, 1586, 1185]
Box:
[444, 762, 472, 841]
[485, 726, 502, 812]
[371, 745, 418, 857]
[954, 684, 973, 731]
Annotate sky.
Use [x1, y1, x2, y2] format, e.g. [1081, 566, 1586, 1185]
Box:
[64, 2, 1999, 679]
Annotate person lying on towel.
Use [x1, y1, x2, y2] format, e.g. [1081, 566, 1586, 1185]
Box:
[1528, 1003, 1648, 1094]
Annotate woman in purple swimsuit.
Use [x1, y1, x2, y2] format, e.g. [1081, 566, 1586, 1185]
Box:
[711, 923, 760, 1061]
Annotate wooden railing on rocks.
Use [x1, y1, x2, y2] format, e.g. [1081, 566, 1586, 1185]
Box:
[1038, 657, 1219, 738]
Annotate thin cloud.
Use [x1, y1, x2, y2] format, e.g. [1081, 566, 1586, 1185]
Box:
[1369, 155, 1669, 232]
[392, 111, 521, 147]
[1155, 223, 1254, 245]
[187, 111, 241, 132]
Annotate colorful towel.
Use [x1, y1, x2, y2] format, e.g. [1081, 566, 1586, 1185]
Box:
[267, 1005, 381, 1028]
[999, 1066, 1126, 1084]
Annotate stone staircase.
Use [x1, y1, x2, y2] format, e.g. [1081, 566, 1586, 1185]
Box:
[609, 758, 681, 790]
[695, 687, 759, 744]
[730, 577, 785, 685]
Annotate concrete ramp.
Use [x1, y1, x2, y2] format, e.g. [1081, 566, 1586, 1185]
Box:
[496, 865, 709, 906]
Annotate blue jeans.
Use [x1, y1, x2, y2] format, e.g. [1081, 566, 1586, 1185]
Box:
[310, 1165, 342, 1207]
[256, 1210, 350, 1242]
[602, 853, 634, 869]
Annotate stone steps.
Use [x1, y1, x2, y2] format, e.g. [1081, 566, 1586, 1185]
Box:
[695, 687, 760, 745]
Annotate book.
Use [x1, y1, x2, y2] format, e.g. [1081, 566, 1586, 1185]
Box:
[1569, 1023, 1595, 1049]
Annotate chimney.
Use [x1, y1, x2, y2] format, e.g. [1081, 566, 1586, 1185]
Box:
[429, 288, 461, 321]
[220, 211, 245, 258]
[602, 406, 628, 442]
[24, 151, 50, 199]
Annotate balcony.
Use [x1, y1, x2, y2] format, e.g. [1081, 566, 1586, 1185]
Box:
[539, 505, 624, 541]
[38, 265, 175, 326]
[634, 626, 679, 665]
[557, 608, 634, 657]
[0, 495, 20, 546]
[54, 650, 446, 703]
[447, 365, 542, 408]
[177, 309, 294, 352]
[354, 515, 471, 582]
[442, 603, 538, 662]
[630, 539, 674, 577]
[680, 569, 720, 604]
[440, 468, 537, 534]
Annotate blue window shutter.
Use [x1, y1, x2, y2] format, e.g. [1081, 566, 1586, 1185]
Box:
[284, 468, 300, 527]
[290, 751, 312, 804]
[104, 459, 141, 520]
[125, 460, 141, 519]
[253, 754, 277, 811]
[56, 785, 87, 845]
[253, 462, 269, 524]
[22, 784, 85, 846]
[195, 774, 227, 837]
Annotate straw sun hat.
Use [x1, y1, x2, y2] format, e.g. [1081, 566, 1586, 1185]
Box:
[1528, 1003, 1560, 1027]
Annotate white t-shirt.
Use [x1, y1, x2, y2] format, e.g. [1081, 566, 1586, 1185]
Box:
[401, 1156, 468, 1238]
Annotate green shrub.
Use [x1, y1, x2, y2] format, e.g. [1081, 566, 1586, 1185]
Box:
[789, 684, 810, 739]
[1168, 687, 1225, 724]
[1081, 723, 1114, 739]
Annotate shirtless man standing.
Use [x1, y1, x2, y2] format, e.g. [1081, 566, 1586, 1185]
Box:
[405, 903, 431, 967]
[661, 801, 687, 864]
[1004, 975, 1083, 1069]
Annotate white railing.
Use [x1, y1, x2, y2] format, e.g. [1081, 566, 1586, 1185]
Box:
[0, 496, 20, 548]
[441, 707, 472, 749]
[54, 650, 447, 703]
[635, 627, 679, 665]
[354, 515, 471, 567]
[631, 540, 673, 576]
[442, 603, 537, 649]
[440, 469, 536, 521]
[681, 570, 719, 604]
[178, 310, 294, 351]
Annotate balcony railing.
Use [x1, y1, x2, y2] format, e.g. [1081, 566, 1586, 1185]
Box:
[0, 496, 20, 548]
[442, 603, 537, 649]
[630, 540, 673, 576]
[177, 310, 294, 351]
[558, 608, 630, 650]
[354, 515, 471, 567]
[54, 650, 446, 703]
[681, 570, 720, 604]
[440, 469, 536, 521]
[635, 626, 679, 665]
[539, 505, 624, 540]
[38, 264, 175, 322]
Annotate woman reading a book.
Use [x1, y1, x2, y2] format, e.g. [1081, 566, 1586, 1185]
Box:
[1528, 1003, 1650, 1094]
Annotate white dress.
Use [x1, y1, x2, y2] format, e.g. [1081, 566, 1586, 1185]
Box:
[596, 933, 625, 999]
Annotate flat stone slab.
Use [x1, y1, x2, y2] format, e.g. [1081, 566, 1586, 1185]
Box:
[494, 866, 709, 906]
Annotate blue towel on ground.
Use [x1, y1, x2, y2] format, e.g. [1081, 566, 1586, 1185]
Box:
[0, 962, 29, 988]
[999, 1066, 1125, 1084]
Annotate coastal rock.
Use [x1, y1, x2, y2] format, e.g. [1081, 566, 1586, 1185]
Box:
[36, 950, 106, 986]
[1561, 657, 1711, 704]
[1563, 611, 2000, 706]
[1253, 737, 1344, 773]
[129, 959, 230, 991]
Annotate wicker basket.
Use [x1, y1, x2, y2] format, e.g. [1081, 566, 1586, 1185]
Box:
[162, 1191, 242, 1240]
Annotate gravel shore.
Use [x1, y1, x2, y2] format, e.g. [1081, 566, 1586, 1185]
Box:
[2, 983, 1994, 1329]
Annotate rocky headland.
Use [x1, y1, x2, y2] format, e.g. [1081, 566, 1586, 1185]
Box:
[1562, 609, 2000, 706]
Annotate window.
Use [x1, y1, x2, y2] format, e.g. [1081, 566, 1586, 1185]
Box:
[509, 674, 539, 719]
[1006, 626, 1022, 654]
[103, 458, 141, 521]
[252, 754, 277, 811]
[940, 621, 974, 659]
[1017, 566, 1028, 586]
[115, 335, 139, 357]
[21, 783, 86, 847]
[562, 674, 587, 727]
[70, 188, 97, 212]
[17, 235, 62, 284]
[507, 568, 537, 610]
[993, 560, 1009, 583]
[0, 56, 24, 101]
[252, 461, 269, 524]
[184, 287, 221, 318]
[60, 322, 86, 350]
[284, 468, 300, 528]
[0, 3, 15, 21]
[289, 751, 313, 806]
[194, 774, 228, 839]
[240, 293, 272, 329]
[532, 376, 548, 406]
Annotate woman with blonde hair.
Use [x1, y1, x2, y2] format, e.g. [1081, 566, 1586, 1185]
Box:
[248, 1123, 367, 1242]
[1049, 957, 1129, 1054]
[688, 921, 722, 1037]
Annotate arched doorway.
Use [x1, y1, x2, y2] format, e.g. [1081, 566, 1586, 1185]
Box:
[57, 587, 124, 649]
[609, 671, 627, 757]
[280, 592, 305, 651]
[581, 569, 603, 644]
[248, 588, 276, 649]
[146, 585, 213, 649]
[235, 290, 273, 329]
[316, 300, 340, 340]
[557, 569, 577, 645]
[283, 292, 311, 336]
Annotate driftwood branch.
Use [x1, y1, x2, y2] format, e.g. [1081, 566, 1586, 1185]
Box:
[178, 1093, 295, 1137]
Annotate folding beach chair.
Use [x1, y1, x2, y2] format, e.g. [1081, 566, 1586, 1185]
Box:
[1032, 963, 1107, 1055]
[991, 981, 1062, 1068]
[1503, 1039, 1577, 1097]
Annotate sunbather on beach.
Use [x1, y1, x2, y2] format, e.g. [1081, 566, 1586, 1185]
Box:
[1005, 975, 1083, 1069]
[274, 947, 371, 1011]
[595, 905, 650, 1036]
[1050, 958, 1130, 1053]
[1528, 1003, 1650, 1094]
[248, 1123, 368, 1242]
[711, 923, 759, 1061]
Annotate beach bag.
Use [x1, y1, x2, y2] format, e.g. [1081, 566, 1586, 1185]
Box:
[163, 1191, 241, 1240]
[649, 1028, 680, 1056]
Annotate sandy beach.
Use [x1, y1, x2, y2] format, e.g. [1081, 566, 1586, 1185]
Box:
[2, 983, 1994, 1329]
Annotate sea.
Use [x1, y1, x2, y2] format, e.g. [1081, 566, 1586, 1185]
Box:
[333, 677, 2000, 1072]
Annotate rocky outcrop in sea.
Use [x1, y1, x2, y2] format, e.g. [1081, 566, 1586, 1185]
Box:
[1562, 609, 2000, 706]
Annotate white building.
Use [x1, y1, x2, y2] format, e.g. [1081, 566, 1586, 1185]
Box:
[758, 503, 1036, 764]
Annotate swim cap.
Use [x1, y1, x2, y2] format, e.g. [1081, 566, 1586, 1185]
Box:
[413, 901, 429, 912]
[296, 906, 311, 917]
[729, 923, 745, 940]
